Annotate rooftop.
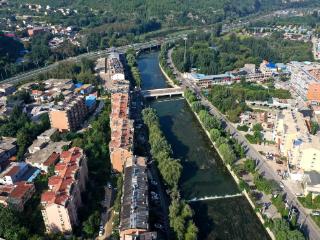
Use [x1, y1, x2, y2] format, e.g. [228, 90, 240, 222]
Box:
[120, 156, 149, 231]
[41, 147, 84, 206]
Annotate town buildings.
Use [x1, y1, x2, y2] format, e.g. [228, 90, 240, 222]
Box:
[272, 110, 320, 181]
[49, 95, 87, 132]
[41, 147, 88, 233]
[288, 61, 320, 104]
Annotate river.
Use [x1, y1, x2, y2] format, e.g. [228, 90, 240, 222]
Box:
[138, 51, 269, 240]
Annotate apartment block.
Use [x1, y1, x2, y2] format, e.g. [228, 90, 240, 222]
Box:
[307, 83, 320, 103]
[49, 95, 87, 132]
[273, 110, 320, 180]
[288, 61, 320, 103]
[110, 93, 130, 122]
[105, 52, 125, 81]
[41, 147, 88, 233]
[109, 118, 134, 172]
[103, 52, 130, 93]
[120, 156, 156, 240]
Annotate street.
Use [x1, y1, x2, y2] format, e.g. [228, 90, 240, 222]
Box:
[167, 47, 320, 240]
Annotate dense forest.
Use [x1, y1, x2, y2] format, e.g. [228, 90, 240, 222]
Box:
[171, 32, 313, 74]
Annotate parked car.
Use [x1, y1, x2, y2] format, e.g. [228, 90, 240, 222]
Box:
[279, 182, 285, 189]
[154, 223, 163, 230]
[312, 211, 320, 216]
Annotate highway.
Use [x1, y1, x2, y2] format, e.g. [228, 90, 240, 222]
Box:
[0, 37, 181, 85]
[167, 48, 320, 240]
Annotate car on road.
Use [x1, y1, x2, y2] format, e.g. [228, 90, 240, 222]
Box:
[98, 225, 104, 236]
[154, 223, 163, 230]
[279, 181, 285, 189]
[312, 211, 320, 216]
[151, 180, 157, 186]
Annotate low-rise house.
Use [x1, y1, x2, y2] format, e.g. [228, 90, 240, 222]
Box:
[0, 83, 15, 96]
[0, 181, 35, 211]
[25, 141, 70, 173]
[0, 162, 29, 185]
[28, 128, 57, 154]
[0, 137, 17, 166]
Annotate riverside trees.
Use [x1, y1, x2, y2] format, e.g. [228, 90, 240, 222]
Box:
[142, 107, 198, 240]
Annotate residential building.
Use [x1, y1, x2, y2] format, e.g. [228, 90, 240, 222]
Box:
[120, 156, 155, 240]
[105, 52, 125, 81]
[0, 162, 29, 185]
[0, 181, 35, 211]
[41, 147, 88, 233]
[28, 128, 57, 154]
[109, 92, 134, 172]
[49, 95, 87, 131]
[26, 141, 70, 173]
[0, 137, 17, 165]
[0, 83, 15, 96]
[307, 83, 320, 104]
[273, 109, 320, 180]
[288, 61, 320, 103]
[109, 118, 134, 172]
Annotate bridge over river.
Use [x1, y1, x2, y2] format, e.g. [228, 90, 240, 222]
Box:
[141, 87, 184, 98]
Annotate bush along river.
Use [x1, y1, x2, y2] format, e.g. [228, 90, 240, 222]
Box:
[138, 51, 270, 240]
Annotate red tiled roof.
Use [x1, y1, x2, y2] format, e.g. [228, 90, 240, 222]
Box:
[43, 152, 60, 167]
[41, 147, 84, 206]
[5, 166, 20, 177]
[10, 181, 34, 199]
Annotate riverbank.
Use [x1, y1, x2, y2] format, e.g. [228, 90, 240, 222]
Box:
[158, 61, 178, 88]
[184, 97, 276, 240]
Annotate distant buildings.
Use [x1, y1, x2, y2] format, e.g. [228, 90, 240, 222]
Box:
[41, 147, 88, 233]
[49, 95, 87, 132]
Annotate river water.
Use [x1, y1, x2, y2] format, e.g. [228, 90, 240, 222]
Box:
[138, 51, 269, 240]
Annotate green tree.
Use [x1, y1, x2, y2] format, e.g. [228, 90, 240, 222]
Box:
[82, 211, 100, 237]
[209, 128, 221, 142]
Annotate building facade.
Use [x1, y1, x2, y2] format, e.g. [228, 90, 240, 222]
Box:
[49, 95, 87, 132]
[41, 147, 88, 233]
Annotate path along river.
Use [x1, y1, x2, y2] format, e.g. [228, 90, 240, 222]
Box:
[138, 51, 269, 240]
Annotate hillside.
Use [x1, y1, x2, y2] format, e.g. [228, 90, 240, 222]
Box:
[8, 0, 287, 25]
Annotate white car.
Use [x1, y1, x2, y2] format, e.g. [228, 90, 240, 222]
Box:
[279, 182, 285, 189]
[312, 211, 320, 216]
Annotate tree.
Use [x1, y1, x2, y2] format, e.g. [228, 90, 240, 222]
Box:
[219, 143, 236, 165]
[252, 123, 263, 132]
[243, 159, 256, 173]
[82, 211, 100, 237]
[209, 128, 221, 142]
[185, 221, 198, 240]
[311, 121, 319, 135]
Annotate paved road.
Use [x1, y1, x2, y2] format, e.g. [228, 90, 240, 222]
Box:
[167, 48, 320, 240]
[1, 37, 183, 85]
